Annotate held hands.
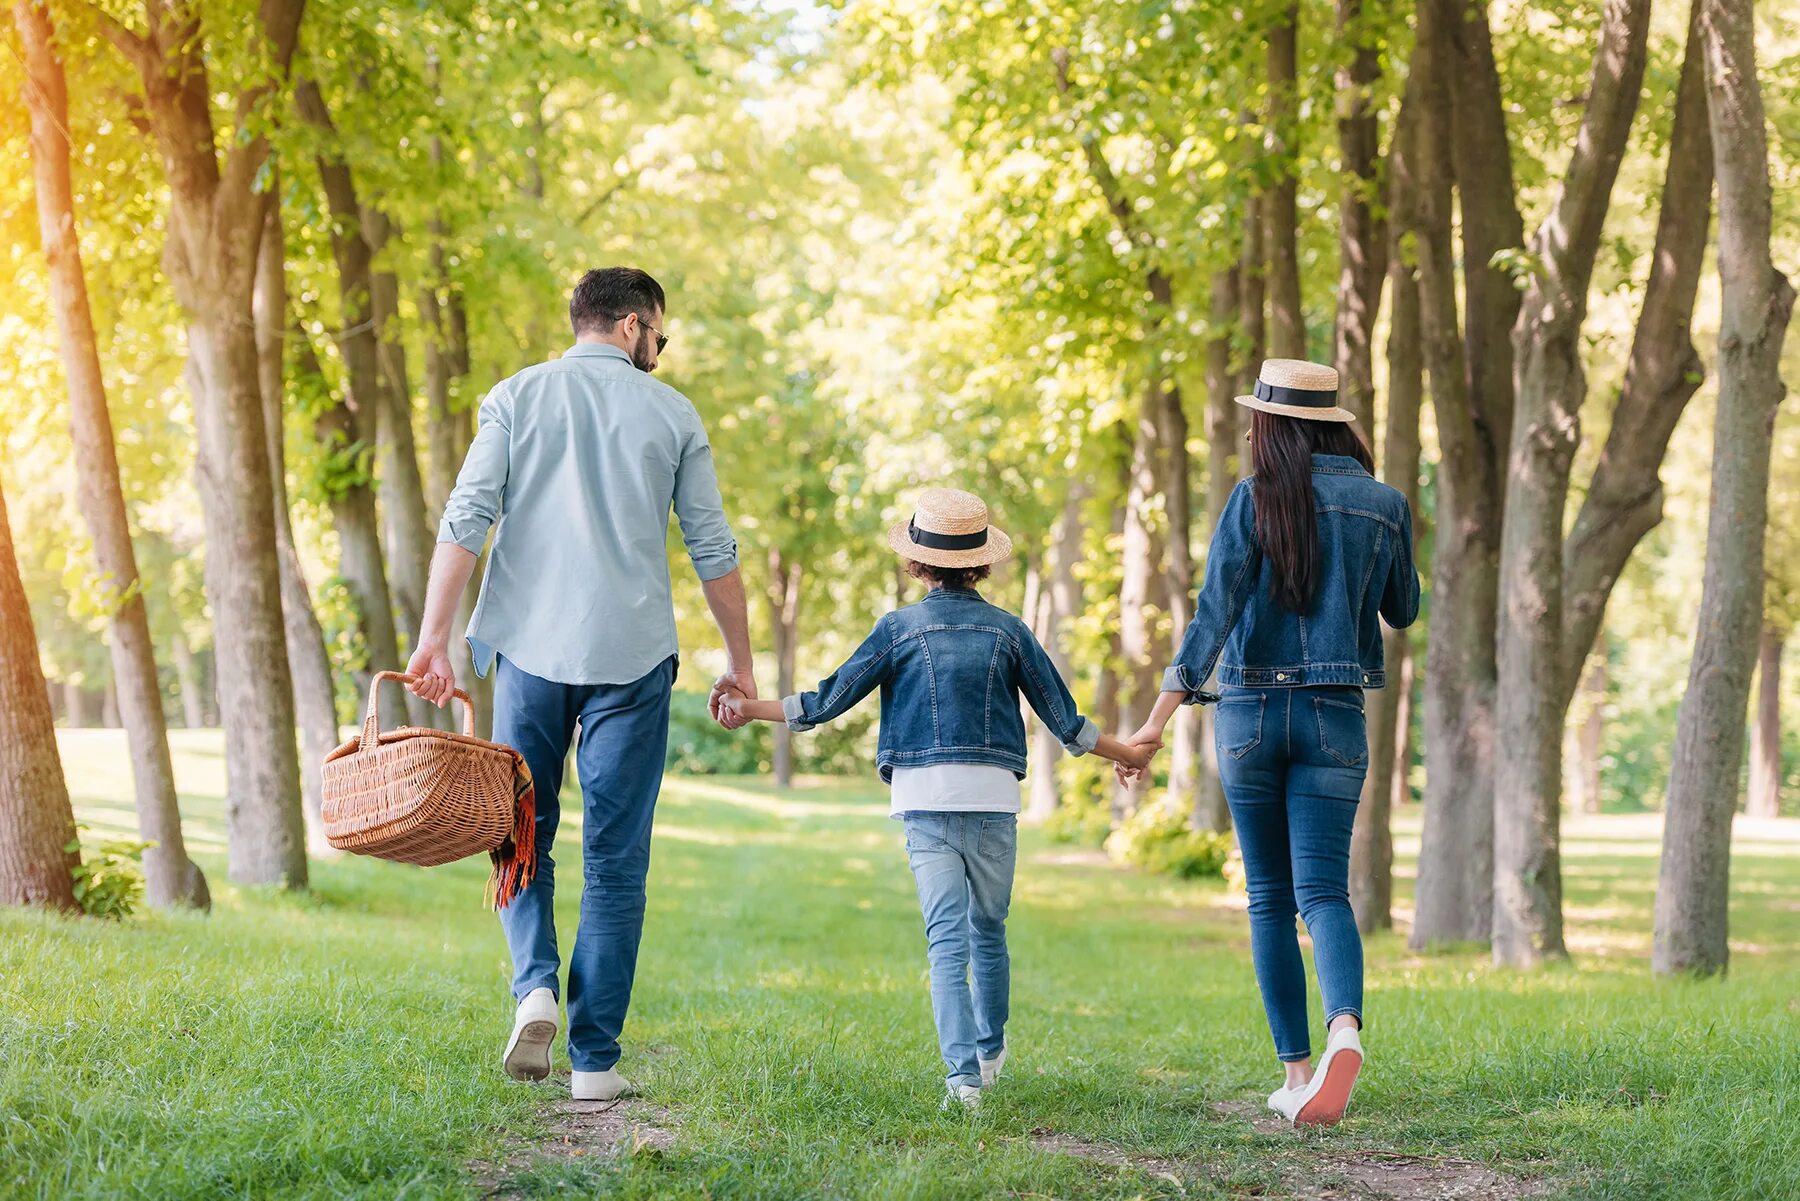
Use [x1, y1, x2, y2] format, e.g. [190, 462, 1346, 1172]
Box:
[709, 667, 758, 730]
[404, 641, 457, 707]
[1114, 723, 1167, 787]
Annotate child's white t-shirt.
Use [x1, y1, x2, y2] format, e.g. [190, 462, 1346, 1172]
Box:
[889, 764, 1021, 818]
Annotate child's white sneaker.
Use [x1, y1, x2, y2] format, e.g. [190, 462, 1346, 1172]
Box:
[1291, 1026, 1363, 1127]
[943, 1082, 983, 1110]
[502, 987, 558, 1081]
[571, 1068, 635, 1101]
[979, 1044, 1007, 1087]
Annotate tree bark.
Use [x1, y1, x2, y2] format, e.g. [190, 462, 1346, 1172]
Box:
[15, 0, 206, 908]
[1654, 0, 1795, 977]
[1353, 172, 1422, 933]
[362, 207, 436, 707]
[1160, 381, 1201, 814]
[170, 629, 205, 729]
[1568, 652, 1607, 815]
[1114, 386, 1165, 819]
[1493, 0, 1650, 969]
[1027, 488, 1085, 823]
[1411, 1, 1501, 947]
[296, 334, 402, 705]
[767, 546, 802, 790]
[0, 478, 81, 912]
[96, 0, 308, 888]
[1264, 2, 1304, 360]
[1562, 0, 1714, 696]
[1240, 190, 1267, 403]
[1746, 626, 1782, 819]
[1194, 266, 1241, 833]
[254, 190, 340, 857]
[1333, 0, 1387, 428]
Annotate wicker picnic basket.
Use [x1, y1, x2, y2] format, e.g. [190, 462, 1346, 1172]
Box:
[321, 672, 535, 899]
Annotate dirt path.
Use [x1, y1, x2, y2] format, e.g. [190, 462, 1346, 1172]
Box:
[1029, 1098, 1552, 1200]
[471, 1095, 678, 1197]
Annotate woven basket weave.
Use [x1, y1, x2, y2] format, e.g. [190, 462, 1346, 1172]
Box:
[321, 671, 518, 866]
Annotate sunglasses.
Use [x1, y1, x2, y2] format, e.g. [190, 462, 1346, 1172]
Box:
[614, 312, 669, 353]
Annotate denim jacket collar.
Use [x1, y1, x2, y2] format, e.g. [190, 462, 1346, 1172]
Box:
[1310, 453, 1370, 477]
[921, 586, 983, 602]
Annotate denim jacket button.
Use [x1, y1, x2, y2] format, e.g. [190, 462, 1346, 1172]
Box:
[1275, 672, 1289, 681]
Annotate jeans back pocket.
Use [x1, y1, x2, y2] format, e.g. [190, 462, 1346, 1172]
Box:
[1215, 693, 1266, 760]
[1313, 696, 1368, 767]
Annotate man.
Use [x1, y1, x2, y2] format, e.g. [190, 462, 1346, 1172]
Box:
[406, 267, 755, 1101]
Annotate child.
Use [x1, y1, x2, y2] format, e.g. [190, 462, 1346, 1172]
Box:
[720, 487, 1153, 1108]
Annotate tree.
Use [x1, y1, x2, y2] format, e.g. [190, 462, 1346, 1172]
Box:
[1264, 1, 1305, 360]
[15, 0, 207, 909]
[90, 0, 308, 888]
[0, 476, 81, 912]
[1745, 625, 1781, 819]
[1654, 0, 1795, 977]
[1492, 0, 1651, 968]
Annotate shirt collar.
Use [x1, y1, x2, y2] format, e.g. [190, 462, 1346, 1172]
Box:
[562, 342, 634, 364]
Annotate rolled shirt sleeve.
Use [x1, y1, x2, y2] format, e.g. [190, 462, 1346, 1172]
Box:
[437, 384, 512, 555]
[672, 414, 739, 581]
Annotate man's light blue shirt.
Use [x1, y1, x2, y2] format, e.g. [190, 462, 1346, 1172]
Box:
[438, 342, 738, 685]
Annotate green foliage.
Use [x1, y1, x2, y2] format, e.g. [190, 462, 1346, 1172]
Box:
[664, 690, 878, 778]
[1103, 800, 1232, 880]
[1043, 792, 1111, 848]
[64, 827, 148, 921]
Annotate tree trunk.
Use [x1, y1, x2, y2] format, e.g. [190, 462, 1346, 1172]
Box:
[0, 479, 81, 911]
[1333, 0, 1387, 428]
[171, 630, 206, 729]
[1654, 0, 1795, 977]
[1568, 652, 1607, 815]
[363, 208, 436, 704]
[1029, 488, 1087, 824]
[15, 0, 207, 908]
[1352, 175, 1422, 933]
[1192, 266, 1241, 833]
[1240, 190, 1267, 400]
[254, 190, 340, 857]
[1114, 388, 1164, 819]
[98, 0, 307, 889]
[1562, 0, 1713, 692]
[1264, 2, 1304, 360]
[297, 335, 403, 705]
[1410, 1, 1502, 947]
[1746, 626, 1783, 819]
[1160, 382, 1202, 815]
[767, 547, 802, 790]
[62, 680, 89, 728]
[1493, 0, 1650, 969]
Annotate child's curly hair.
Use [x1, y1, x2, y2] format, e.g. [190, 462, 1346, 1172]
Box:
[905, 559, 992, 591]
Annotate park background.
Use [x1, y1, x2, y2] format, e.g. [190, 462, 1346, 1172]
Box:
[2, 0, 1799, 1197]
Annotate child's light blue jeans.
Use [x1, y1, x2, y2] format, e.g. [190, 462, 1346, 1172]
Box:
[901, 811, 1016, 1089]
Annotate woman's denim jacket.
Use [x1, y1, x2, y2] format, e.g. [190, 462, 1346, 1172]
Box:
[1163, 454, 1421, 701]
[782, 588, 1101, 781]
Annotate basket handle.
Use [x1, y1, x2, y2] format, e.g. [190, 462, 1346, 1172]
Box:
[362, 670, 476, 746]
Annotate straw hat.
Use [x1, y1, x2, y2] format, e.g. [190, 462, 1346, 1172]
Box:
[1235, 358, 1356, 422]
[887, 488, 1014, 569]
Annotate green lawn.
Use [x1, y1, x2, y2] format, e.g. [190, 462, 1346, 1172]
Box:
[4, 729, 1798, 1200]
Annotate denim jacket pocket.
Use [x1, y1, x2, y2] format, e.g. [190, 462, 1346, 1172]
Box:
[1313, 696, 1369, 767]
[1216, 693, 1265, 760]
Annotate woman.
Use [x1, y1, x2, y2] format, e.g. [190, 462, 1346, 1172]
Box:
[1129, 358, 1420, 1127]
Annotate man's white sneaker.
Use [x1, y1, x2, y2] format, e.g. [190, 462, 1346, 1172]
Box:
[1292, 1026, 1363, 1127]
[979, 1044, 1008, 1087]
[943, 1082, 983, 1110]
[502, 987, 559, 1082]
[571, 1068, 635, 1102]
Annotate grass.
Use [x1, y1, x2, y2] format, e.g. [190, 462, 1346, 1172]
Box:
[3, 727, 1798, 1200]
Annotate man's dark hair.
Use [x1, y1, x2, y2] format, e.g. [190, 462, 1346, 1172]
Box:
[569, 267, 666, 336]
[904, 559, 992, 591]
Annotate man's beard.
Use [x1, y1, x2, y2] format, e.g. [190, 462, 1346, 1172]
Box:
[631, 327, 655, 372]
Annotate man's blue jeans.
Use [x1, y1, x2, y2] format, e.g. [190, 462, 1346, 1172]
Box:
[492, 654, 675, 1072]
[1215, 685, 1367, 1062]
[901, 812, 1016, 1089]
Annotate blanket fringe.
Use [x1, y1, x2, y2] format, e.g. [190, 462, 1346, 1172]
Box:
[487, 768, 538, 910]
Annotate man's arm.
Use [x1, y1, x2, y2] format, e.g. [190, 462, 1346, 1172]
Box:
[700, 567, 758, 729]
[406, 544, 479, 706]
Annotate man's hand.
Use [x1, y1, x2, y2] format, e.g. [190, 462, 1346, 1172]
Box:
[405, 641, 457, 707]
[709, 667, 757, 730]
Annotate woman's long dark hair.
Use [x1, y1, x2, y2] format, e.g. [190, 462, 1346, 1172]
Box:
[1249, 410, 1375, 612]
